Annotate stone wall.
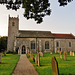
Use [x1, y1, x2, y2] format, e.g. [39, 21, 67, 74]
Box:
[16, 38, 54, 53]
[54, 39, 75, 52]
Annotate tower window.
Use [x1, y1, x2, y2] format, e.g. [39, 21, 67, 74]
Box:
[12, 22, 15, 26]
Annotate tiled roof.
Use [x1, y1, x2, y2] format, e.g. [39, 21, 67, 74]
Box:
[17, 30, 54, 38]
[53, 33, 75, 39]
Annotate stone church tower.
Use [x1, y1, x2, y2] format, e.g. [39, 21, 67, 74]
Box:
[7, 15, 19, 51]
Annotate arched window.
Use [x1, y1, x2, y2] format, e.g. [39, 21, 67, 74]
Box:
[31, 41, 35, 49]
[56, 41, 59, 47]
[45, 41, 49, 49]
[69, 42, 71, 47]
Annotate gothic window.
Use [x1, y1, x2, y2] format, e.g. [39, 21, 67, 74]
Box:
[45, 41, 49, 49]
[69, 42, 71, 47]
[12, 22, 15, 26]
[56, 41, 59, 47]
[31, 41, 35, 49]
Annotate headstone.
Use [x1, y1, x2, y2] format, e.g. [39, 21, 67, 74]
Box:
[0, 53, 2, 63]
[60, 51, 61, 55]
[72, 51, 74, 56]
[51, 56, 59, 75]
[39, 52, 43, 57]
[4, 51, 6, 56]
[33, 57, 35, 62]
[64, 51, 67, 61]
[58, 50, 60, 53]
[18, 49, 20, 54]
[70, 51, 72, 56]
[50, 52, 52, 55]
[35, 55, 37, 63]
[31, 53, 33, 60]
[38, 53, 40, 66]
[60, 55, 62, 59]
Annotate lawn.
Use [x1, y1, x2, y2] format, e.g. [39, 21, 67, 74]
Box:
[0, 54, 20, 75]
[27, 52, 75, 75]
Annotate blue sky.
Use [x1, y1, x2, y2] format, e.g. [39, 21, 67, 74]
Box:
[0, 0, 75, 36]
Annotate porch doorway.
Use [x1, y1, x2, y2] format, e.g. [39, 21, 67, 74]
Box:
[22, 45, 26, 54]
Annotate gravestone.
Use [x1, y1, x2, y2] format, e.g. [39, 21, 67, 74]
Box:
[70, 51, 72, 56]
[0, 53, 2, 63]
[50, 52, 52, 54]
[51, 56, 59, 75]
[35, 55, 37, 63]
[33, 57, 35, 62]
[60, 51, 61, 55]
[30, 53, 33, 60]
[60, 55, 62, 59]
[38, 53, 40, 66]
[64, 51, 67, 61]
[39, 52, 43, 57]
[72, 51, 74, 56]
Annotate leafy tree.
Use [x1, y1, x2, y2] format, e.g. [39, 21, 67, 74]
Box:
[0, 37, 7, 53]
[0, 0, 73, 23]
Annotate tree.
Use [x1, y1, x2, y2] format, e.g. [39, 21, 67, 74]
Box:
[0, 37, 7, 53]
[0, 0, 73, 23]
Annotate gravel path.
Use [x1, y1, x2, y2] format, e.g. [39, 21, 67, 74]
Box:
[12, 54, 38, 75]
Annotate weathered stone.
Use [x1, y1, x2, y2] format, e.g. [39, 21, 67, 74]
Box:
[50, 52, 52, 54]
[64, 51, 67, 61]
[51, 56, 59, 75]
[38, 53, 40, 66]
[0, 53, 2, 63]
[35, 55, 37, 63]
[60, 51, 61, 55]
[39, 52, 43, 57]
[33, 57, 35, 62]
[60, 55, 62, 59]
[4, 51, 6, 56]
[72, 51, 74, 56]
[30, 52, 33, 60]
[70, 51, 72, 56]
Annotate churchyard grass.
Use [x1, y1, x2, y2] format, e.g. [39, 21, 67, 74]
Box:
[27, 52, 75, 75]
[0, 54, 20, 75]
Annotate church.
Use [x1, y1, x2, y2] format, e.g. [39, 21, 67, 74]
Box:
[7, 15, 75, 54]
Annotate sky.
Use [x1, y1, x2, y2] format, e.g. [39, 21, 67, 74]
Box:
[0, 0, 75, 36]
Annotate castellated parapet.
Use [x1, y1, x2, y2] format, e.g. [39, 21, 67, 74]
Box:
[7, 15, 19, 51]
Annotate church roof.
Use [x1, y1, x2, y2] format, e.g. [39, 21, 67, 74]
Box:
[17, 30, 54, 38]
[53, 33, 75, 39]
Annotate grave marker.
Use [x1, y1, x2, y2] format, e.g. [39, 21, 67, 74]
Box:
[35, 55, 37, 63]
[60, 55, 62, 59]
[60, 51, 61, 55]
[38, 53, 40, 66]
[70, 51, 72, 56]
[30, 52, 33, 60]
[39, 52, 43, 57]
[64, 51, 67, 61]
[0, 53, 2, 63]
[51, 56, 59, 75]
[72, 51, 74, 56]
[50, 52, 52, 54]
